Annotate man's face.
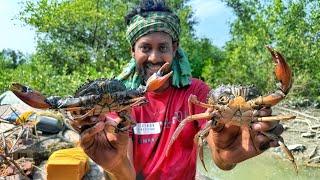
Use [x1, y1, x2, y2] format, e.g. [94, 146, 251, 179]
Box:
[132, 32, 177, 84]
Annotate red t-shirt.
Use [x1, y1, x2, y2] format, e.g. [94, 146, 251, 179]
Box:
[130, 78, 210, 180]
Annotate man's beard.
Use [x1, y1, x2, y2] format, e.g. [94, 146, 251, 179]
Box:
[137, 61, 166, 85]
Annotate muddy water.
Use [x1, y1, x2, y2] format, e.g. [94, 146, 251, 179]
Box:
[197, 147, 320, 180]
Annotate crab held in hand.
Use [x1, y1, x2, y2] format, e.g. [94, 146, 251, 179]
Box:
[10, 63, 173, 132]
[166, 46, 297, 173]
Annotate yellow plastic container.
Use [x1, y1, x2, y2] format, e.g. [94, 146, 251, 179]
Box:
[46, 147, 90, 180]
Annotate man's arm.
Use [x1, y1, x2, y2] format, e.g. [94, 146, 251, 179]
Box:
[107, 138, 136, 180]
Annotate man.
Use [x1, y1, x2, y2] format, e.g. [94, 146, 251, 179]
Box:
[72, 1, 283, 179]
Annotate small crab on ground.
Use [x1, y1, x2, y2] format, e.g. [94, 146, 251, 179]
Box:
[10, 63, 173, 133]
[166, 46, 297, 173]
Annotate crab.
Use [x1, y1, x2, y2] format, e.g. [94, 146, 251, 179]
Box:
[166, 46, 297, 173]
[10, 63, 173, 132]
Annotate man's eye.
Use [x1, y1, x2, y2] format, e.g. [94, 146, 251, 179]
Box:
[159, 46, 168, 52]
[140, 46, 150, 52]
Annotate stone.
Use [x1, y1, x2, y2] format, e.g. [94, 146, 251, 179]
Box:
[32, 160, 47, 180]
[301, 132, 316, 138]
[63, 130, 80, 143]
[83, 159, 107, 180]
[287, 144, 306, 152]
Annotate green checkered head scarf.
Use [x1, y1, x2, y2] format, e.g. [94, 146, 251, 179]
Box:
[126, 11, 180, 46]
[118, 11, 192, 89]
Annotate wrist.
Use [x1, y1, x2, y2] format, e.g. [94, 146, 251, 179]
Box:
[105, 157, 135, 180]
[212, 149, 237, 171]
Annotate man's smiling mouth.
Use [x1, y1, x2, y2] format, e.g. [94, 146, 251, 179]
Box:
[145, 62, 165, 74]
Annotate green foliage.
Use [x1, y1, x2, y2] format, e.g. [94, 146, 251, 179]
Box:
[219, 0, 320, 99]
[1, 0, 319, 104]
[0, 49, 27, 68]
[0, 55, 117, 95]
[19, 0, 130, 73]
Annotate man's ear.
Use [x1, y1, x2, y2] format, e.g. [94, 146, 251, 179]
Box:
[172, 41, 179, 55]
[131, 46, 135, 57]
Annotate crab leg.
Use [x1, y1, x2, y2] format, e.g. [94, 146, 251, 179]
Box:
[194, 120, 213, 172]
[188, 94, 215, 115]
[261, 131, 298, 174]
[166, 94, 217, 155]
[254, 115, 296, 122]
[166, 111, 217, 156]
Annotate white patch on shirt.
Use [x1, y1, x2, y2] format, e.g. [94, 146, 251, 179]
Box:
[133, 122, 161, 135]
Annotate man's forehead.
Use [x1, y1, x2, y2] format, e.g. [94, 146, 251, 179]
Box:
[136, 32, 172, 44]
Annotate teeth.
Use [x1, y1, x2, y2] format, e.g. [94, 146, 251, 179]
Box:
[146, 66, 161, 73]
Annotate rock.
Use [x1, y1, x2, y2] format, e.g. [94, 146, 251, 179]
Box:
[311, 125, 320, 130]
[282, 124, 289, 130]
[83, 159, 107, 180]
[287, 144, 306, 152]
[32, 160, 46, 180]
[308, 156, 320, 163]
[0, 122, 15, 132]
[301, 132, 316, 138]
[63, 130, 80, 143]
[0, 174, 25, 180]
[308, 146, 318, 159]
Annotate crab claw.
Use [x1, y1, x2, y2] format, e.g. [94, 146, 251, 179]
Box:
[250, 47, 294, 107]
[145, 62, 173, 92]
[266, 46, 293, 94]
[10, 83, 51, 109]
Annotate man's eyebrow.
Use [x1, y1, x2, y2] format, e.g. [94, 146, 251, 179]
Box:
[159, 42, 170, 46]
[138, 42, 151, 46]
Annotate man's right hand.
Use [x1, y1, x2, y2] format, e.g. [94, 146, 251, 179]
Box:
[69, 114, 135, 179]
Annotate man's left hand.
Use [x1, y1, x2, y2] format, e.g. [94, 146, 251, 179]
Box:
[206, 108, 284, 170]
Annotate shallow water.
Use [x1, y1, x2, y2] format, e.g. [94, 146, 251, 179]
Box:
[197, 147, 320, 180]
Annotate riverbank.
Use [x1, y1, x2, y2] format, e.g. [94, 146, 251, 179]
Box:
[273, 105, 320, 168]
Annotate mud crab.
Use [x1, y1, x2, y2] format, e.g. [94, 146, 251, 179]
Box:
[10, 63, 173, 132]
[166, 46, 297, 172]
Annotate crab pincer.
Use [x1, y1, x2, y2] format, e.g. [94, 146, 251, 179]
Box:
[144, 62, 173, 92]
[10, 83, 51, 109]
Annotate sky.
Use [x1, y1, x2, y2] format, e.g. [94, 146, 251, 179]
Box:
[0, 0, 235, 54]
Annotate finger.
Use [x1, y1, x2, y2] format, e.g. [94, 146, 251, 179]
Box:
[68, 116, 99, 131]
[267, 124, 284, 136]
[252, 121, 279, 132]
[211, 122, 225, 133]
[270, 140, 280, 147]
[254, 133, 271, 151]
[69, 119, 82, 132]
[253, 107, 272, 117]
[81, 121, 106, 145]
[77, 116, 100, 127]
[210, 124, 240, 149]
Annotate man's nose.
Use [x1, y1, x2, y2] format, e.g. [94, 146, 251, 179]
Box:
[148, 50, 162, 63]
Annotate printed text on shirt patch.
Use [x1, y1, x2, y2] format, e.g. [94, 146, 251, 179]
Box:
[133, 122, 161, 135]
